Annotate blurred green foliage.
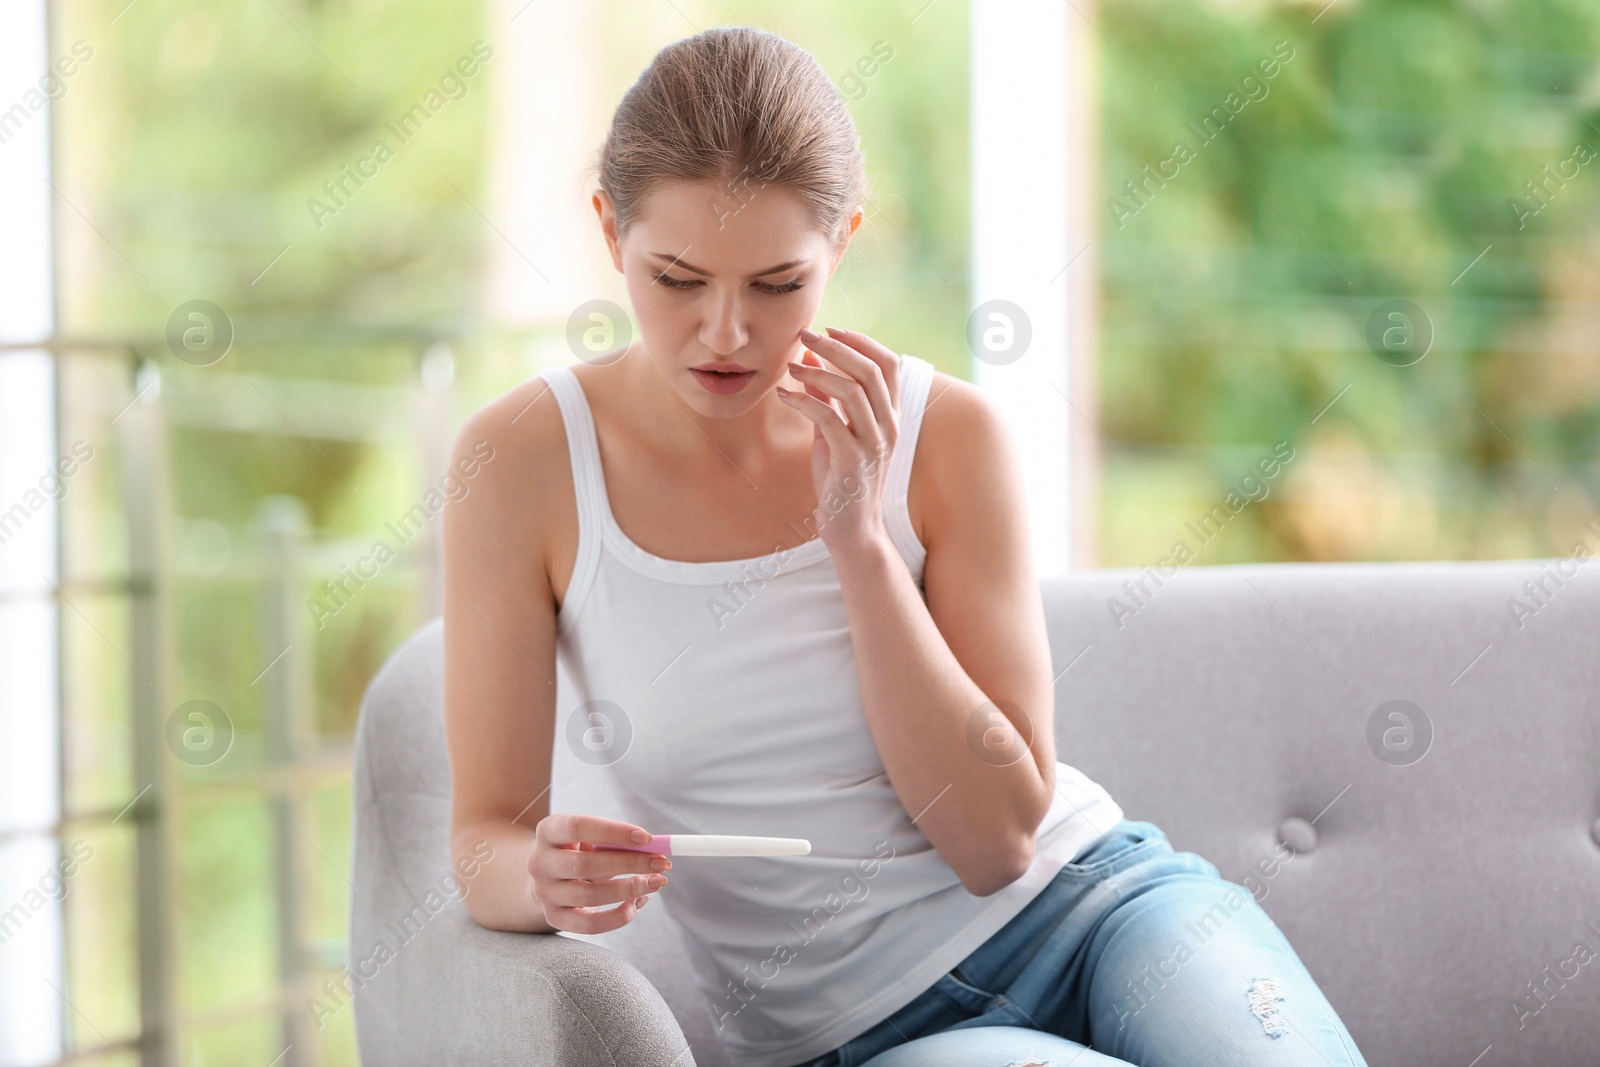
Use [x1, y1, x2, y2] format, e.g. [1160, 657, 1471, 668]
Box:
[1098, 0, 1600, 566]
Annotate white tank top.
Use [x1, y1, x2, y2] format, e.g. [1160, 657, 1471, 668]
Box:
[542, 354, 1125, 1067]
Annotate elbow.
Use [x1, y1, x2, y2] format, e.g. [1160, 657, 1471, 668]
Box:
[961, 836, 1036, 898]
[460, 896, 494, 931]
[462, 901, 516, 934]
[954, 776, 1050, 897]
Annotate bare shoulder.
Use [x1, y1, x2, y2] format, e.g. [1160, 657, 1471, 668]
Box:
[459, 373, 566, 486]
[906, 369, 1014, 548]
[448, 372, 576, 583]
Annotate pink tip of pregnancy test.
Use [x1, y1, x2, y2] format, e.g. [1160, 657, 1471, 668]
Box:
[592, 836, 671, 856]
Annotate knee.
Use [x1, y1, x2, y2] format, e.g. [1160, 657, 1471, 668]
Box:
[1244, 976, 1290, 1038]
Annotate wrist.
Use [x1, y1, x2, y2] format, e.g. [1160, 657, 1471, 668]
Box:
[826, 525, 900, 577]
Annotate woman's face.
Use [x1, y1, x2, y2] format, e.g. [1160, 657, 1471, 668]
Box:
[596, 179, 857, 412]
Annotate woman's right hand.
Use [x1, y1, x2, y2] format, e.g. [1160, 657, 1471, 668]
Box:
[529, 812, 672, 934]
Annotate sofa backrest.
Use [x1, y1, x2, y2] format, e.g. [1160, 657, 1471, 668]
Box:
[1047, 558, 1600, 1067]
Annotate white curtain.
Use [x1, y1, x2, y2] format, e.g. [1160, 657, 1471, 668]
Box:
[0, 1, 64, 1063]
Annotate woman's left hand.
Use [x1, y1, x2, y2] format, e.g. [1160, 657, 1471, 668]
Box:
[776, 325, 902, 554]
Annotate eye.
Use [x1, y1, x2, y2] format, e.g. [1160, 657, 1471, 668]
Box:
[651, 274, 805, 295]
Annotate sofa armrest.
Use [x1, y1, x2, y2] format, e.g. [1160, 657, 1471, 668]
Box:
[350, 898, 694, 1066]
[350, 794, 696, 1066]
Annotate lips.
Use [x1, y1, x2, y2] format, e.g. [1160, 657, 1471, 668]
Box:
[691, 363, 753, 374]
[690, 366, 758, 395]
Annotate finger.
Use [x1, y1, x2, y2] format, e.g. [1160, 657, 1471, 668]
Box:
[823, 325, 902, 379]
[535, 814, 664, 880]
[546, 869, 668, 909]
[777, 386, 855, 461]
[552, 844, 671, 881]
[795, 347, 838, 414]
[810, 326, 898, 421]
[788, 360, 880, 444]
[542, 812, 653, 851]
[801, 327, 897, 429]
[548, 895, 645, 935]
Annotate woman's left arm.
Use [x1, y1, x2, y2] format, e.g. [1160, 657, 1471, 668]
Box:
[779, 327, 1058, 898]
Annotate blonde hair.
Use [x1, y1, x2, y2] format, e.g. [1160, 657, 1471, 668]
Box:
[589, 26, 869, 248]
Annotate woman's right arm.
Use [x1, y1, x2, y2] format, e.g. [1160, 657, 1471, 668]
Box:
[442, 382, 668, 935]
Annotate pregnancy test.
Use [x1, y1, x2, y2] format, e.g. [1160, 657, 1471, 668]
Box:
[593, 834, 811, 858]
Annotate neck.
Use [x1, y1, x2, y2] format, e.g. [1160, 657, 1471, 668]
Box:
[619, 346, 812, 473]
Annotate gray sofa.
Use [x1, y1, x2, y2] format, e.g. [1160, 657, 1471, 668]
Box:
[349, 558, 1600, 1066]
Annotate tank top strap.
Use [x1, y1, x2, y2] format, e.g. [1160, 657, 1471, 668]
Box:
[883, 353, 936, 575]
[538, 365, 604, 633]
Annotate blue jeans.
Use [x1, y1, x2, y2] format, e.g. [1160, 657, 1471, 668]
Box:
[785, 819, 1369, 1067]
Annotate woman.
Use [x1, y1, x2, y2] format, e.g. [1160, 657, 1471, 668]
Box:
[442, 25, 1369, 1067]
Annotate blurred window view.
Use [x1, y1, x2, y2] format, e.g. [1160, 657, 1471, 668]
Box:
[1098, 1, 1600, 567]
[1, 1, 1596, 1064]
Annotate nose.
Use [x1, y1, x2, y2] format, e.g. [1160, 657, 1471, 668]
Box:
[699, 287, 749, 354]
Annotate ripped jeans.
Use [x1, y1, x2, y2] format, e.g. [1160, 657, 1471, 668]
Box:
[785, 819, 1369, 1067]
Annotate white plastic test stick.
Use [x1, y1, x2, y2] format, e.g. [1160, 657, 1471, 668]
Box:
[669, 834, 811, 857]
[594, 834, 812, 857]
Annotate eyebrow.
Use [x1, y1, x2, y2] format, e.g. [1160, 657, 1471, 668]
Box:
[650, 252, 805, 278]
